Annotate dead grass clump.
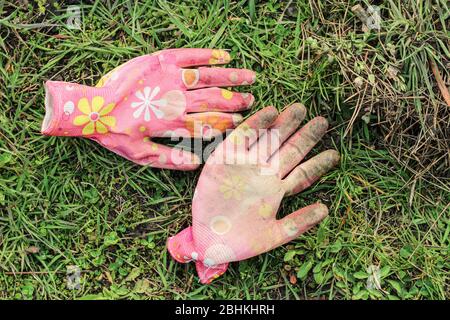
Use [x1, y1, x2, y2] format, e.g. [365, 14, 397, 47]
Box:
[301, 0, 449, 184]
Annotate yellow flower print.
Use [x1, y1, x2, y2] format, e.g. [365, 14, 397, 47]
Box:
[96, 76, 108, 88]
[209, 49, 230, 64]
[221, 89, 234, 100]
[219, 175, 245, 200]
[73, 96, 116, 135]
[249, 238, 265, 254]
[95, 66, 121, 88]
[258, 203, 273, 218]
[228, 123, 253, 146]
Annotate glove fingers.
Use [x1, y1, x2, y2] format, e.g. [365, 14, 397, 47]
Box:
[196, 261, 229, 284]
[283, 150, 340, 196]
[269, 116, 329, 178]
[181, 67, 256, 89]
[184, 112, 243, 139]
[185, 87, 254, 112]
[273, 203, 329, 246]
[224, 106, 279, 150]
[168, 226, 229, 284]
[156, 48, 231, 67]
[248, 103, 306, 162]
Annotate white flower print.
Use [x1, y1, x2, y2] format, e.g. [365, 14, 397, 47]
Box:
[131, 86, 167, 121]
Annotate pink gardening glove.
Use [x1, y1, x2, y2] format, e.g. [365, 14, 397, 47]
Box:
[167, 103, 340, 283]
[41, 48, 255, 170]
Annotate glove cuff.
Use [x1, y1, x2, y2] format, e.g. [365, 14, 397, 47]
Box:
[41, 81, 113, 137]
[167, 226, 229, 284]
[167, 226, 198, 263]
[41, 81, 66, 135]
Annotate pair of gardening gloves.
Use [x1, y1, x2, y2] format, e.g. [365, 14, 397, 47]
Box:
[41, 48, 340, 284]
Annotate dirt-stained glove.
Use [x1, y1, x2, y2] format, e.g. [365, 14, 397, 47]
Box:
[168, 103, 340, 283]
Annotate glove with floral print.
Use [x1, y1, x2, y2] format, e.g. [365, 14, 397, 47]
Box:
[41, 48, 256, 170]
[167, 103, 340, 283]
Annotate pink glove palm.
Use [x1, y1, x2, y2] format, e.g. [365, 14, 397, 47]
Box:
[41, 48, 255, 170]
[168, 103, 340, 283]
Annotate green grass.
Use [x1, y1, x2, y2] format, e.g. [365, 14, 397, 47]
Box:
[0, 0, 448, 299]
